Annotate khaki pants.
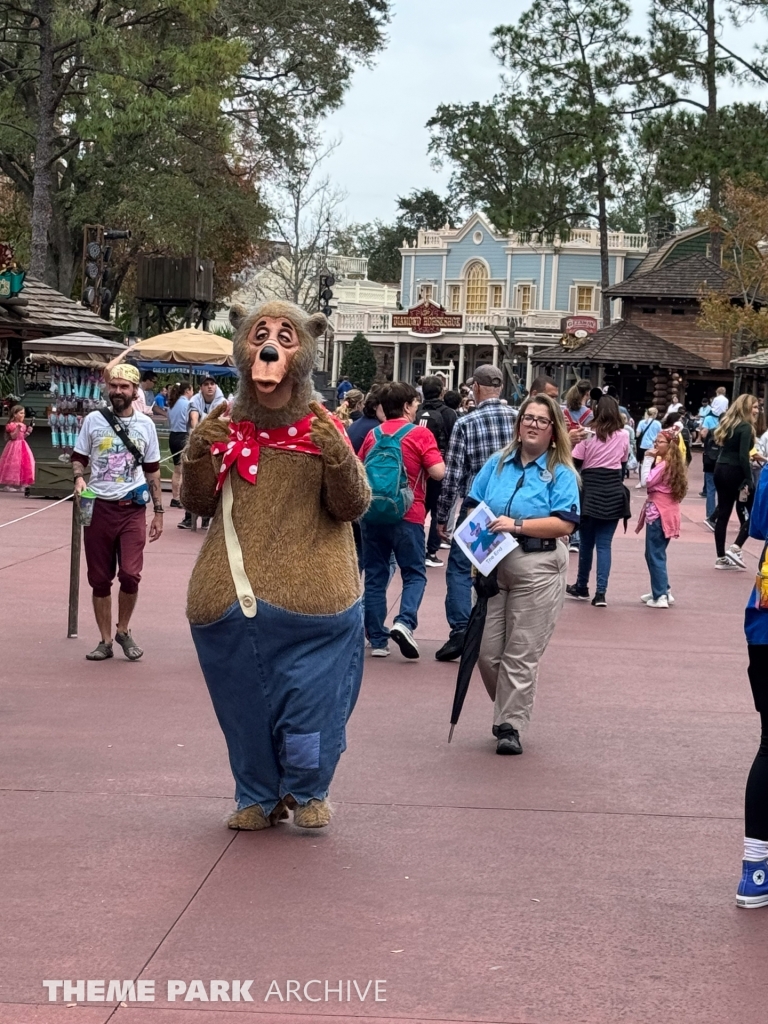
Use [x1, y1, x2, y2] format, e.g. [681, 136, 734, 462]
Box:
[479, 542, 568, 733]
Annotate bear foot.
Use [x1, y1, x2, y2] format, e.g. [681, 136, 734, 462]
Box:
[227, 805, 271, 831]
[292, 798, 332, 829]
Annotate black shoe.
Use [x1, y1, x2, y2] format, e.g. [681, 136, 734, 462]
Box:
[435, 632, 465, 661]
[566, 583, 589, 600]
[201, 517, 210, 529]
[495, 725, 523, 755]
[591, 592, 607, 607]
[169, 498, 182, 508]
[177, 514, 192, 530]
[698, 490, 707, 498]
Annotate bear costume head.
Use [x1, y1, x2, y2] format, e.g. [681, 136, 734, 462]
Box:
[228, 300, 327, 428]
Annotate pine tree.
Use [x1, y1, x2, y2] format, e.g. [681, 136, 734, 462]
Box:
[340, 332, 377, 391]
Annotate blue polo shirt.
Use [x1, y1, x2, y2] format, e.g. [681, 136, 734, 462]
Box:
[745, 469, 768, 645]
[638, 418, 661, 451]
[469, 449, 580, 523]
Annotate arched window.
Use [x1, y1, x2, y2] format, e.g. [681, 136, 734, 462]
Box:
[465, 262, 488, 314]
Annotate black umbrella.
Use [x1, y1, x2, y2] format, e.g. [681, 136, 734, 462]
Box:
[448, 567, 500, 741]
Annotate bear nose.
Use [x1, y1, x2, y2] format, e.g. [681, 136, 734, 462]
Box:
[259, 345, 280, 363]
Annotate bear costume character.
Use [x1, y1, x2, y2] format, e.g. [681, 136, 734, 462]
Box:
[182, 300, 371, 831]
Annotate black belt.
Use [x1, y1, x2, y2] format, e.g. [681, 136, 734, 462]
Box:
[518, 536, 557, 553]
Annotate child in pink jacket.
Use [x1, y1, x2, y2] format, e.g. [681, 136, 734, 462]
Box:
[635, 429, 688, 608]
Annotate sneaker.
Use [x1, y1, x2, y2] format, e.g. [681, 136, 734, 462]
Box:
[646, 595, 669, 608]
[371, 646, 390, 658]
[201, 517, 211, 529]
[425, 555, 444, 568]
[439, 541, 451, 549]
[169, 498, 182, 508]
[495, 724, 523, 755]
[736, 859, 768, 908]
[591, 592, 607, 607]
[566, 583, 589, 600]
[435, 632, 465, 662]
[641, 593, 675, 605]
[85, 640, 113, 661]
[715, 556, 741, 570]
[698, 490, 707, 498]
[389, 622, 419, 659]
[114, 630, 144, 661]
[726, 546, 746, 569]
[177, 515, 192, 530]
[704, 518, 716, 532]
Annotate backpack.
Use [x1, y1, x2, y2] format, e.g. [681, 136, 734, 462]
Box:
[702, 429, 722, 471]
[563, 405, 592, 432]
[363, 424, 416, 524]
[417, 405, 448, 454]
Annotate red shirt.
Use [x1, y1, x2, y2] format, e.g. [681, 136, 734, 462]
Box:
[358, 418, 443, 525]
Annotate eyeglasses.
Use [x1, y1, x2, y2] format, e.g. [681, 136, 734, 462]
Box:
[520, 414, 553, 429]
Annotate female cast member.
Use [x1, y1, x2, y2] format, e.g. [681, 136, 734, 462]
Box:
[0, 405, 35, 490]
[635, 429, 688, 608]
[468, 394, 580, 755]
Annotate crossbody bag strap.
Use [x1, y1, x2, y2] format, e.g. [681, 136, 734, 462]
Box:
[221, 472, 257, 618]
[100, 408, 144, 467]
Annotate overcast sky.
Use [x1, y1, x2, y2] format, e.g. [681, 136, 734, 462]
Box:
[321, 0, 766, 226]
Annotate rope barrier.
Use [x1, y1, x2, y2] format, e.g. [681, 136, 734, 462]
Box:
[0, 493, 72, 529]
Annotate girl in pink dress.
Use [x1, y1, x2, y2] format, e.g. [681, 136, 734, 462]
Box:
[0, 405, 35, 489]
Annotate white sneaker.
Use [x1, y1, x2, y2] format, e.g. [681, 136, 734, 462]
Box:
[640, 593, 675, 605]
[715, 556, 742, 570]
[389, 622, 420, 659]
[439, 541, 451, 549]
[371, 646, 390, 658]
[646, 595, 669, 608]
[726, 546, 747, 569]
[425, 555, 444, 568]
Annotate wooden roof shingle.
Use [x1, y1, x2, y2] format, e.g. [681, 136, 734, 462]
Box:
[604, 254, 730, 299]
[533, 320, 710, 369]
[0, 276, 122, 339]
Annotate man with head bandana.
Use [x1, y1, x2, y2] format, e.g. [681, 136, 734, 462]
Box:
[72, 363, 164, 661]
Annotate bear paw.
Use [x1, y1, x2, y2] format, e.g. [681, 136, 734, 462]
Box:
[227, 804, 271, 831]
[292, 798, 332, 829]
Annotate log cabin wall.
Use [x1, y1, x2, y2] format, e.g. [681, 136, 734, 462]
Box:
[622, 298, 729, 369]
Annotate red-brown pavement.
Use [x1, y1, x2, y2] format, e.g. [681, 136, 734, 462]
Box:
[1, 466, 766, 1024]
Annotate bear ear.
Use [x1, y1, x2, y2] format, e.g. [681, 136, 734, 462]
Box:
[229, 303, 248, 331]
[306, 312, 327, 339]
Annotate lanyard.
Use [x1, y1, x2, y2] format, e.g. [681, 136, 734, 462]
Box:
[504, 464, 532, 518]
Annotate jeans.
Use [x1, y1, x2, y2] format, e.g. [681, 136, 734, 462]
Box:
[190, 598, 363, 814]
[445, 504, 473, 639]
[576, 516, 619, 593]
[644, 517, 670, 600]
[703, 470, 717, 520]
[362, 519, 427, 648]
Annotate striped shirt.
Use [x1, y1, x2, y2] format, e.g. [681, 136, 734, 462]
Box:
[436, 398, 516, 523]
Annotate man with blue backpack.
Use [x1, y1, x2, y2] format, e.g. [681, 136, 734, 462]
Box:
[358, 382, 445, 659]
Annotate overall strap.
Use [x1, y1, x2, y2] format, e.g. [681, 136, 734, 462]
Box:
[221, 472, 257, 618]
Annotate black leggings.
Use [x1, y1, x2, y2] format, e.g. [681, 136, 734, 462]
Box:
[714, 463, 750, 558]
[746, 645, 768, 841]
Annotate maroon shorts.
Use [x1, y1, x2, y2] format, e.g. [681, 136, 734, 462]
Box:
[83, 499, 147, 597]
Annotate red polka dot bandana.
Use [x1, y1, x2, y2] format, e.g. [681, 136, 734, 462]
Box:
[210, 414, 348, 492]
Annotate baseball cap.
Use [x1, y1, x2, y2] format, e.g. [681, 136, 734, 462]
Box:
[469, 364, 503, 387]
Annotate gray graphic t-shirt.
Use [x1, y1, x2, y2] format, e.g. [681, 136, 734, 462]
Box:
[74, 410, 160, 500]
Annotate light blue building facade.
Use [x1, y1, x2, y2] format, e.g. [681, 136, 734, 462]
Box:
[330, 212, 648, 387]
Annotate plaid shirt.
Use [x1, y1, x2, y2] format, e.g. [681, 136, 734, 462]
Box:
[437, 398, 517, 522]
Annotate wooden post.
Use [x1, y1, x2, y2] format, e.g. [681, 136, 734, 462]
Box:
[67, 498, 81, 638]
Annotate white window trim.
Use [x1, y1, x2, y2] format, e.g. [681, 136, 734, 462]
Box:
[513, 281, 537, 313]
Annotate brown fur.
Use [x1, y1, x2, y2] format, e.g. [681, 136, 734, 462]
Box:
[182, 300, 371, 625]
